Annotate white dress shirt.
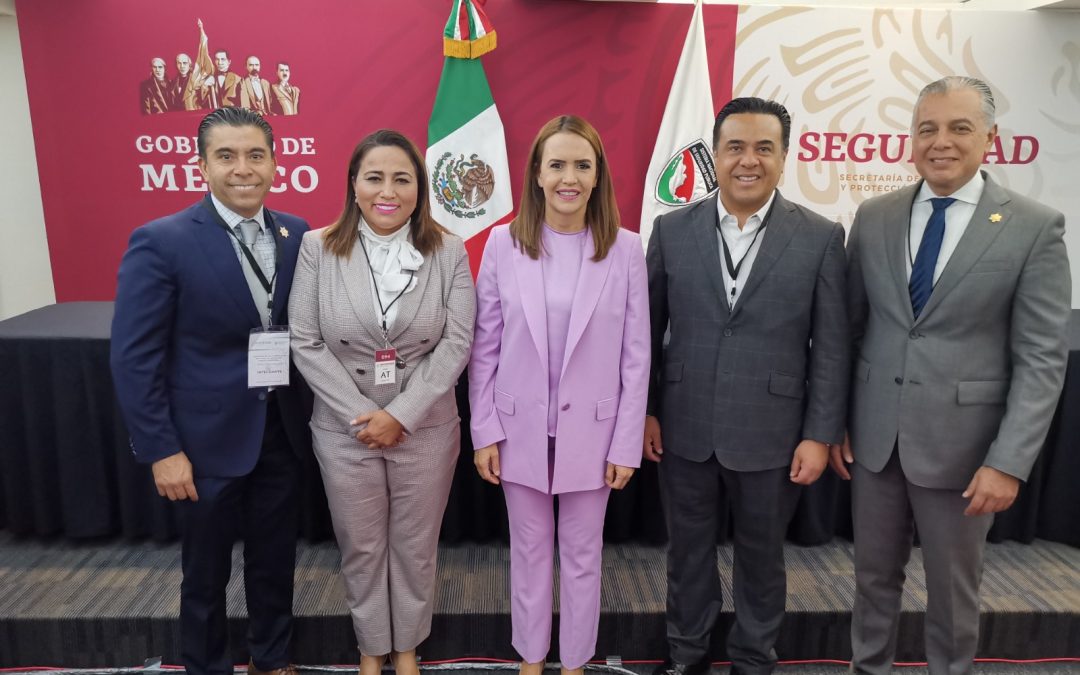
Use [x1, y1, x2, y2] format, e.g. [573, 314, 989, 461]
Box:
[715, 190, 776, 308]
[906, 172, 985, 284]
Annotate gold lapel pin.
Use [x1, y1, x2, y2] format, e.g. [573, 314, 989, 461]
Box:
[989, 213, 1003, 223]
[279, 226, 289, 238]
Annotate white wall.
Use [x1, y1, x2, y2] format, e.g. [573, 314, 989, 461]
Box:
[0, 1, 54, 320]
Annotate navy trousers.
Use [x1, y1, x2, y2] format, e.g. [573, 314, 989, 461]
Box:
[177, 396, 301, 675]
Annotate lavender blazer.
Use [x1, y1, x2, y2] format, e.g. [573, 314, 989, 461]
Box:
[469, 224, 651, 494]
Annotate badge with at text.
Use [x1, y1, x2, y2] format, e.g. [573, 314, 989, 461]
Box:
[375, 348, 398, 385]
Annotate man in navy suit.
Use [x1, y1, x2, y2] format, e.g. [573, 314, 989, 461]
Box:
[111, 107, 310, 675]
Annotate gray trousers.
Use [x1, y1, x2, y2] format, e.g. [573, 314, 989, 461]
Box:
[851, 451, 993, 675]
[313, 418, 459, 655]
[659, 451, 800, 675]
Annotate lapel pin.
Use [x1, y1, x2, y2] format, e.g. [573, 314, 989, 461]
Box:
[279, 226, 289, 238]
[989, 213, 1003, 223]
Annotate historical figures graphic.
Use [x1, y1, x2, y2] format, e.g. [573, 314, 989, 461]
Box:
[138, 19, 305, 116]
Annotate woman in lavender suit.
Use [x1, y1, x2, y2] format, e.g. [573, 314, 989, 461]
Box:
[469, 115, 650, 675]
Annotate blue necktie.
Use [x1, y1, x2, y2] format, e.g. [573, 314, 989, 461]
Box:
[909, 197, 955, 318]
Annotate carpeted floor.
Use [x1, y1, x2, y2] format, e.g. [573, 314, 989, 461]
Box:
[1, 532, 1078, 667]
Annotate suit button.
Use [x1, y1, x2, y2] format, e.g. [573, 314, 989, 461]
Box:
[908, 330, 919, 339]
[258, 392, 267, 401]
[356, 368, 366, 375]
[340, 339, 349, 344]
[723, 328, 733, 337]
[561, 403, 570, 411]
[894, 377, 903, 385]
[420, 338, 430, 344]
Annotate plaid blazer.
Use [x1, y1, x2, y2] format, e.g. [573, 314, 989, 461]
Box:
[288, 229, 475, 436]
[646, 191, 849, 471]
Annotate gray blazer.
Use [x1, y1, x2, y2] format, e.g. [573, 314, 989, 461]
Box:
[847, 172, 1071, 489]
[647, 191, 849, 471]
[288, 229, 476, 437]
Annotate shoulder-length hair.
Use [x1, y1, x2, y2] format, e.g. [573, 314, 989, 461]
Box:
[510, 115, 620, 261]
[323, 129, 447, 259]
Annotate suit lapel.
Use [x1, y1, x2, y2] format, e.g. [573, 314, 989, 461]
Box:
[916, 174, 1011, 323]
[692, 195, 731, 318]
[882, 185, 918, 323]
[728, 192, 797, 320]
[192, 201, 262, 328]
[387, 248, 434, 343]
[561, 232, 614, 380]
[339, 240, 388, 346]
[512, 240, 549, 373]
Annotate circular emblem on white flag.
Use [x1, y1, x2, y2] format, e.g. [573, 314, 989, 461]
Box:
[655, 139, 719, 207]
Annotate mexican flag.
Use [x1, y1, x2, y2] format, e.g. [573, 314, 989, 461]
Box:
[426, 0, 513, 249]
[639, 0, 718, 250]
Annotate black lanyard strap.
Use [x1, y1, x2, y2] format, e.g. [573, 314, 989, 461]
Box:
[716, 196, 777, 303]
[202, 196, 282, 295]
[357, 230, 415, 335]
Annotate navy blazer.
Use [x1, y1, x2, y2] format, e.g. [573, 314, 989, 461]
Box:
[110, 198, 311, 478]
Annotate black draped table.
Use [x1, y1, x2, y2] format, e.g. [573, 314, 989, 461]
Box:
[1, 302, 1078, 546]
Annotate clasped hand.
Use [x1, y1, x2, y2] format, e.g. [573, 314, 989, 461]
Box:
[351, 410, 407, 449]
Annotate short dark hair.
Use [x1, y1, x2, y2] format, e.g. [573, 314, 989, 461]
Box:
[712, 97, 792, 151]
[196, 107, 274, 159]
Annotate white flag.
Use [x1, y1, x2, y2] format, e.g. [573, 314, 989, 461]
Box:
[639, 0, 717, 250]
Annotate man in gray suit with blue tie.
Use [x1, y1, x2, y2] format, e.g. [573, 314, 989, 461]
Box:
[834, 76, 1071, 675]
[645, 98, 849, 675]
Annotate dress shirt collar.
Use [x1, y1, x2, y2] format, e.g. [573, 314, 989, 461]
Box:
[717, 189, 776, 233]
[915, 171, 984, 207]
[211, 193, 266, 231]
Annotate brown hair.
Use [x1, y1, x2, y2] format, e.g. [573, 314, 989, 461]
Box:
[510, 115, 620, 261]
[323, 129, 447, 259]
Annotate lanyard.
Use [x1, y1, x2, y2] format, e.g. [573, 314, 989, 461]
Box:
[202, 196, 282, 318]
[716, 197, 776, 306]
[357, 230, 414, 341]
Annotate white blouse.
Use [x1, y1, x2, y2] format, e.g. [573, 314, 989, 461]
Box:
[357, 217, 423, 330]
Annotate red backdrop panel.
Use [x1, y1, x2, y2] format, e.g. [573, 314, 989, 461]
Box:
[16, 0, 737, 300]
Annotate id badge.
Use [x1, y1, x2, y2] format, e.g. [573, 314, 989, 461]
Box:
[248, 326, 290, 388]
[375, 348, 397, 385]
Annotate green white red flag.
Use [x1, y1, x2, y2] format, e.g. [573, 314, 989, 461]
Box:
[426, 0, 512, 245]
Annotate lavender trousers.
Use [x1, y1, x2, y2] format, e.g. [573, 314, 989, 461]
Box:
[502, 471, 611, 669]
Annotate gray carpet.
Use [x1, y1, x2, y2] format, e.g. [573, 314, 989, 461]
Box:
[1, 532, 1078, 667]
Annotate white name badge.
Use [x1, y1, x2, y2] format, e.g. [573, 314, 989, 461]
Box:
[375, 348, 397, 385]
[248, 327, 291, 388]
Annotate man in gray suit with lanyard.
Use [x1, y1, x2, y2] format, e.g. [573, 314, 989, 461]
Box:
[645, 97, 849, 675]
[834, 76, 1071, 675]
